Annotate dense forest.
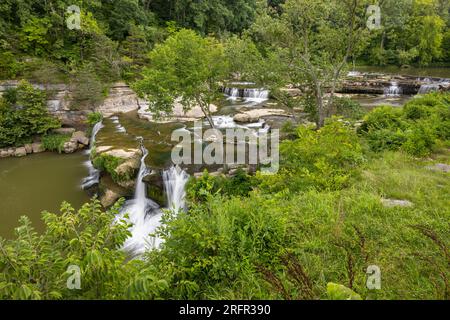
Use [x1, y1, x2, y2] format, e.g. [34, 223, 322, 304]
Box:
[0, 0, 449, 301]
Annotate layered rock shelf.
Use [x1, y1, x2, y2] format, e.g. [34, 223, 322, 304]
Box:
[339, 73, 450, 95]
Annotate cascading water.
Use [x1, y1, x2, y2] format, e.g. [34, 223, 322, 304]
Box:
[119, 139, 161, 254]
[163, 166, 190, 213]
[118, 138, 189, 255]
[81, 121, 104, 189]
[384, 81, 402, 97]
[418, 84, 440, 94]
[224, 87, 270, 103]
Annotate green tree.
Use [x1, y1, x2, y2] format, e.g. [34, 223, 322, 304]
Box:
[249, 0, 369, 127]
[134, 29, 228, 128]
[0, 80, 60, 147]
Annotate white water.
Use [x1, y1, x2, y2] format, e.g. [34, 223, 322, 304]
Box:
[418, 83, 441, 94]
[118, 140, 189, 254]
[224, 87, 270, 103]
[163, 166, 190, 213]
[111, 116, 127, 133]
[81, 121, 104, 189]
[384, 81, 402, 97]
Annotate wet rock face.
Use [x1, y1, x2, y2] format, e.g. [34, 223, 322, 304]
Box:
[340, 73, 450, 95]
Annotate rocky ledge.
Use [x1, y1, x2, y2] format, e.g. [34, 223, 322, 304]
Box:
[92, 146, 143, 207]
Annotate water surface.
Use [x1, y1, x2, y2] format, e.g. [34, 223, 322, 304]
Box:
[0, 152, 90, 238]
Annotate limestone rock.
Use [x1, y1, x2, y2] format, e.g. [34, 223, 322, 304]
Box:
[63, 141, 78, 154]
[100, 189, 122, 208]
[24, 144, 33, 154]
[96, 83, 140, 117]
[0, 149, 9, 158]
[71, 131, 89, 146]
[102, 148, 142, 160]
[14, 147, 27, 157]
[234, 109, 289, 124]
[53, 127, 76, 135]
[233, 113, 251, 123]
[32, 143, 45, 153]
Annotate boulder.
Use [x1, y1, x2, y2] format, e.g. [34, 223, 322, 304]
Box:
[53, 127, 76, 135]
[32, 143, 45, 153]
[71, 131, 90, 146]
[0, 149, 9, 158]
[14, 147, 27, 157]
[100, 189, 122, 208]
[63, 141, 78, 154]
[24, 144, 33, 154]
[234, 113, 251, 123]
[7, 148, 15, 156]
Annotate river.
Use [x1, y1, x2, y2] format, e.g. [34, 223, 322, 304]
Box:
[0, 152, 90, 238]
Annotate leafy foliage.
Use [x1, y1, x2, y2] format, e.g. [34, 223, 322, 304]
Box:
[359, 93, 450, 156]
[0, 80, 60, 148]
[133, 29, 228, 127]
[41, 134, 70, 154]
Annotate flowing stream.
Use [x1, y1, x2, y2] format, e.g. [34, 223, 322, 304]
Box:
[81, 121, 104, 189]
[118, 138, 189, 255]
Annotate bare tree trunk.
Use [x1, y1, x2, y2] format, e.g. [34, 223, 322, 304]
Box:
[315, 83, 326, 128]
[198, 102, 216, 129]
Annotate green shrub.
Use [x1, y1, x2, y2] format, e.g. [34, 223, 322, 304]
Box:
[402, 121, 437, 157]
[260, 119, 365, 193]
[93, 154, 122, 178]
[358, 106, 405, 133]
[365, 128, 407, 153]
[87, 112, 103, 126]
[187, 169, 257, 203]
[331, 97, 365, 120]
[0, 80, 60, 148]
[359, 93, 449, 156]
[92, 153, 133, 183]
[41, 134, 71, 153]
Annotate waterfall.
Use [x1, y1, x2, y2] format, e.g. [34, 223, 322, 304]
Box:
[224, 87, 240, 100]
[243, 88, 269, 102]
[81, 121, 104, 189]
[119, 140, 162, 254]
[163, 166, 190, 213]
[384, 81, 402, 97]
[418, 84, 440, 95]
[224, 87, 270, 103]
[119, 142, 189, 254]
